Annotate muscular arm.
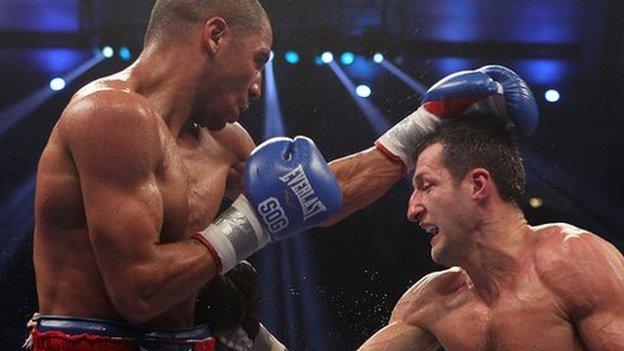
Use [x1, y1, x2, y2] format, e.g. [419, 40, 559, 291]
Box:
[323, 147, 403, 226]
[358, 270, 460, 351]
[63, 92, 218, 325]
[539, 230, 624, 350]
[358, 322, 438, 351]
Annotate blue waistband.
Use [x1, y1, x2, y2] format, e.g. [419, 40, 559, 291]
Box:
[35, 315, 212, 341]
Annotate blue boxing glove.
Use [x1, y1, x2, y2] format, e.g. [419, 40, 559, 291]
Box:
[244, 136, 342, 241]
[477, 65, 539, 136]
[193, 136, 342, 274]
[375, 65, 538, 172]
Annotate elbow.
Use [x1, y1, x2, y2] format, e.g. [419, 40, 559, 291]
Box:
[109, 288, 154, 326]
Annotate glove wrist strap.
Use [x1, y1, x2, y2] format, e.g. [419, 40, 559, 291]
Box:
[194, 195, 269, 274]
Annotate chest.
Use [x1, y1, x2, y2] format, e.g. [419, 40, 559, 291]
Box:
[157, 132, 236, 242]
[431, 280, 583, 351]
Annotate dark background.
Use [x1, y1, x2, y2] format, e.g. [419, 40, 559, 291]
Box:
[1, 0, 623, 350]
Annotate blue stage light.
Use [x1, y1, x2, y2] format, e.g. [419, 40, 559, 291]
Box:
[284, 51, 300, 64]
[119, 47, 132, 61]
[545, 89, 560, 103]
[341, 52, 355, 65]
[321, 52, 334, 64]
[102, 46, 114, 58]
[373, 53, 384, 63]
[355, 84, 372, 98]
[314, 56, 323, 66]
[49, 77, 66, 91]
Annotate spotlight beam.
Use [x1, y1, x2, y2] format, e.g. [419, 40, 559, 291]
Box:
[259, 59, 330, 348]
[263, 60, 286, 138]
[327, 61, 390, 136]
[379, 60, 428, 95]
[0, 54, 106, 138]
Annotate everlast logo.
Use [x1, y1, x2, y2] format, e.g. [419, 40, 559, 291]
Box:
[279, 165, 327, 221]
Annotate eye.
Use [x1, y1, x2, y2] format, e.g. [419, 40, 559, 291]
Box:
[421, 182, 433, 193]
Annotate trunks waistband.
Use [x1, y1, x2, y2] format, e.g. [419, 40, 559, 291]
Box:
[26, 314, 216, 351]
[33, 314, 213, 341]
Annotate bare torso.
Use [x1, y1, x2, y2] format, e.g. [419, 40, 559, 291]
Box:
[390, 225, 594, 351]
[34, 76, 251, 327]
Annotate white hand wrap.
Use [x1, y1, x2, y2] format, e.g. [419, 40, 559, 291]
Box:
[375, 107, 441, 172]
[194, 195, 269, 274]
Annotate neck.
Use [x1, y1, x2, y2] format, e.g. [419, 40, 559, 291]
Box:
[123, 41, 207, 138]
[459, 204, 531, 303]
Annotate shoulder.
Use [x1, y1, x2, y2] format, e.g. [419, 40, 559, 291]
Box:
[532, 222, 620, 271]
[61, 83, 157, 133]
[391, 267, 468, 323]
[533, 223, 624, 318]
[58, 84, 163, 176]
[209, 122, 256, 161]
[59, 84, 161, 148]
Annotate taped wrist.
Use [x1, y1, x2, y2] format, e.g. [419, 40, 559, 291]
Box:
[193, 195, 269, 274]
[375, 107, 440, 172]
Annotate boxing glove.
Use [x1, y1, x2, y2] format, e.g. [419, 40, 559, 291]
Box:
[194, 136, 342, 274]
[376, 65, 538, 172]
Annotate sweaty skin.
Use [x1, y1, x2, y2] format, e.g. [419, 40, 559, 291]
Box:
[359, 143, 624, 351]
[34, 76, 256, 327]
[361, 225, 624, 351]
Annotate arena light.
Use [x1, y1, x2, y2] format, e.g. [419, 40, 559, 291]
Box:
[49, 77, 66, 91]
[326, 61, 389, 135]
[544, 89, 560, 103]
[102, 46, 114, 58]
[355, 84, 372, 98]
[529, 197, 544, 209]
[313, 56, 323, 66]
[340, 51, 355, 65]
[321, 52, 334, 64]
[119, 46, 132, 61]
[373, 53, 384, 63]
[284, 51, 300, 64]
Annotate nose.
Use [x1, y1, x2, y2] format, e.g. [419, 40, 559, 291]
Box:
[249, 72, 262, 100]
[406, 190, 425, 223]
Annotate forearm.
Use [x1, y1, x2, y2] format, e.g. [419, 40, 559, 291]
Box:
[112, 239, 217, 324]
[324, 147, 403, 226]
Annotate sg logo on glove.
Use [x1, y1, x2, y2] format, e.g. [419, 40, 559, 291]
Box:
[257, 197, 289, 234]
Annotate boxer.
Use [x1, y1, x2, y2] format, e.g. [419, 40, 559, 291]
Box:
[358, 116, 624, 350]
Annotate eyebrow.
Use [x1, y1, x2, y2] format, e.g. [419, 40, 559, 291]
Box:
[412, 173, 424, 188]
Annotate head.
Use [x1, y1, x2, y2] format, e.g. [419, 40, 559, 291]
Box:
[407, 115, 526, 266]
[144, 0, 273, 130]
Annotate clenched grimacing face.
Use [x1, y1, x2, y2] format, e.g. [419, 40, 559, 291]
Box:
[407, 142, 479, 266]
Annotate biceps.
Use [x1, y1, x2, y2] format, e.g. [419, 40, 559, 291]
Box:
[578, 311, 624, 350]
[359, 321, 439, 351]
[81, 176, 163, 284]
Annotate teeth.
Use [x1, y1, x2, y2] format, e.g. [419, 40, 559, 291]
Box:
[423, 225, 439, 235]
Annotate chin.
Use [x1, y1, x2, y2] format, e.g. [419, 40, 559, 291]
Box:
[431, 245, 452, 267]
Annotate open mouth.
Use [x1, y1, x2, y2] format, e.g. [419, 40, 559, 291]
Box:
[422, 224, 439, 236]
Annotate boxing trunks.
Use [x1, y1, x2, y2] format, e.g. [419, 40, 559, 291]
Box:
[25, 314, 216, 351]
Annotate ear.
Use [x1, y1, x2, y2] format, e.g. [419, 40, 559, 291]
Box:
[203, 17, 228, 55]
[466, 168, 492, 202]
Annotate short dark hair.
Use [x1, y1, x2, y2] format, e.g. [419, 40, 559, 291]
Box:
[415, 114, 526, 205]
[144, 0, 269, 45]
